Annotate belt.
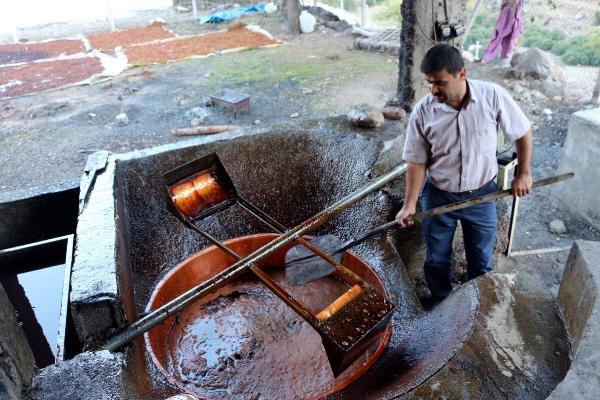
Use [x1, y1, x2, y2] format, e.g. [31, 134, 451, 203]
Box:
[449, 178, 495, 195]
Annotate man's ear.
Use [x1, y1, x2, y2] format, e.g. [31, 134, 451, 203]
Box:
[459, 67, 467, 80]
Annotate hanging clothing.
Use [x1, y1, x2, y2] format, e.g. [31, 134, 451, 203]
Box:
[483, 0, 525, 62]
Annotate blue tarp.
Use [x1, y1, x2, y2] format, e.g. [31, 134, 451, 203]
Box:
[198, 3, 266, 24]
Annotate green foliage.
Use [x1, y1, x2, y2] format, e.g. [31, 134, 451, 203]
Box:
[520, 25, 599, 66]
[561, 32, 600, 66]
[463, 9, 498, 49]
[371, 0, 402, 26]
[550, 40, 569, 55]
[522, 25, 565, 51]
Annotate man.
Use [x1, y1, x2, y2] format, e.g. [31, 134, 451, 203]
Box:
[395, 43, 532, 309]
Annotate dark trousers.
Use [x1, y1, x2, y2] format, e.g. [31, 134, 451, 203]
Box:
[421, 179, 498, 298]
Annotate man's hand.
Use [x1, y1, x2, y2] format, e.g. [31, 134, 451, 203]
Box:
[511, 173, 532, 197]
[395, 204, 416, 228]
[512, 129, 533, 197]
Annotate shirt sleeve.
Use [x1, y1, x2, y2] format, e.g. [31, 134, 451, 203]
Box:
[402, 105, 430, 163]
[495, 85, 531, 143]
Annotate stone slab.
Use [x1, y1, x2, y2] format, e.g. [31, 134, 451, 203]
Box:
[548, 240, 600, 399]
[0, 280, 35, 400]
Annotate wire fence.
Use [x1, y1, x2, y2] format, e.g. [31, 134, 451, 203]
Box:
[464, 0, 600, 103]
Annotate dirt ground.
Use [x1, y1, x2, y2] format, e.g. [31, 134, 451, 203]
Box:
[1, 10, 599, 292]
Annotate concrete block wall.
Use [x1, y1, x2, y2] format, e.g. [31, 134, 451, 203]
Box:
[0, 283, 35, 400]
[554, 108, 600, 229]
[548, 240, 600, 399]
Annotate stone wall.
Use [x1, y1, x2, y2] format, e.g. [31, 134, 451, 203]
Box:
[0, 283, 35, 400]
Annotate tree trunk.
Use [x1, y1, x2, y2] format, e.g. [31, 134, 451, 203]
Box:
[287, 0, 301, 35]
[396, 0, 468, 111]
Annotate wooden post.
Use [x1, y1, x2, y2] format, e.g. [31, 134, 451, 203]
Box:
[397, 0, 468, 110]
[192, 0, 198, 19]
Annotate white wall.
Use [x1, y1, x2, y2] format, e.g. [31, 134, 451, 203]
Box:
[0, 0, 172, 30]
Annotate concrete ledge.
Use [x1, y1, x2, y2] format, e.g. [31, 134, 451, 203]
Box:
[548, 240, 600, 399]
[70, 156, 125, 346]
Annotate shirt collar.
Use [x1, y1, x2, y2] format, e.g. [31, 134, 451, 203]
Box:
[430, 79, 478, 112]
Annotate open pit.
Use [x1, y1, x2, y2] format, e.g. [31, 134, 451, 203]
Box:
[1, 127, 585, 399]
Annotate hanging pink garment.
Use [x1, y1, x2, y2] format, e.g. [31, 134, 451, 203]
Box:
[483, 0, 525, 62]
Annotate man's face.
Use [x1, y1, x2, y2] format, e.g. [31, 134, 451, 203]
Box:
[424, 68, 466, 104]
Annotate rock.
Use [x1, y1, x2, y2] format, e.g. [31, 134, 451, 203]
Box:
[532, 79, 565, 99]
[190, 118, 201, 127]
[290, 112, 300, 118]
[115, 113, 129, 125]
[509, 48, 564, 81]
[27, 351, 126, 399]
[173, 96, 187, 106]
[372, 133, 406, 177]
[347, 104, 384, 128]
[185, 107, 210, 121]
[532, 90, 547, 102]
[542, 108, 553, 116]
[302, 88, 314, 95]
[204, 72, 212, 78]
[549, 219, 567, 234]
[254, 119, 261, 125]
[513, 83, 526, 93]
[521, 90, 532, 103]
[382, 106, 406, 121]
[174, 5, 190, 13]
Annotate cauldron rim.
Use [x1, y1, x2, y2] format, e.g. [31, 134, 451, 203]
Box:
[144, 233, 392, 399]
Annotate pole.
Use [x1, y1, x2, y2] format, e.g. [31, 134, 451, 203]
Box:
[463, 0, 484, 47]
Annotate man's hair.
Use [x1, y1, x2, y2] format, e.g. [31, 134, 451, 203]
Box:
[420, 44, 464, 75]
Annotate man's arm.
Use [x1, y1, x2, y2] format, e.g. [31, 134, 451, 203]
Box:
[395, 162, 427, 227]
[512, 129, 533, 197]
